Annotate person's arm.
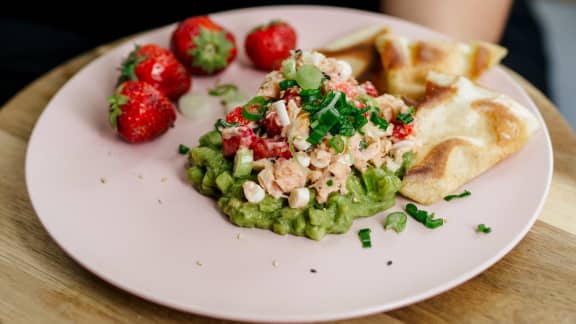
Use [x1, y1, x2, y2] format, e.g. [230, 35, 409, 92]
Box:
[381, 0, 513, 42]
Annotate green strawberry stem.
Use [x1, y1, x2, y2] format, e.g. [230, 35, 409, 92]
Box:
[118, 45, 146, 84]
[189, 27, 233, 74]
[108, 91, 128, 129]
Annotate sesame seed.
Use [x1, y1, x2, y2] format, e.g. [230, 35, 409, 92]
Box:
[196, 261, 203, 267]
[158, 199, 163, 205]
[100, 178, 107, 184]
[387, 260, 393, 266]
[161, 177, 168, 183]
[137, 174, 143, 180]
[236, 233, 243, 240]
[272, 260, 279, 268]
[310, 268, 317, 273]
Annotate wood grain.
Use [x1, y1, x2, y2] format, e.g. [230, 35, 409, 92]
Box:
[0, 44, 575, 323]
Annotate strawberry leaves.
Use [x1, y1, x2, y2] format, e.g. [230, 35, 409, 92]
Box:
[118, 45, 146, 84]
[189, 27, 234, 74]
[108, 92, 128, 130]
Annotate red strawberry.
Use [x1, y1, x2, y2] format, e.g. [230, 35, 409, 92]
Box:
[171, 16, 237, 75]
[225, 106, 251, 126]
[118, 44, 191, 101]
[245, 20, 297, 71]
[251, 137, 292, 160]
[392, 123, 414, 140]
[221, 126, 256, 157]
[108, 81, 177, 143]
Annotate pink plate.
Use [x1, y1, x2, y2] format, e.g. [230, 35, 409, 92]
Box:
[25, 5, 552, 323]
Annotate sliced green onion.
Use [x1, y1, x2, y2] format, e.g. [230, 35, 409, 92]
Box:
[405, 203, 444, 229]
[300, 88, 323, 105]
[477, 224, 492, 234]
[282, 58, 296, 79]
[384, 211, 407, 233]
[425, 215, 444, 229]
[279, 79, 298, 90]
[358, 228, 372, 248]
[444, 190, 471, 201]
[307, 124, 330, 145]
[178, 144, 190, 155]
[396, 151, 414, 179]
[214, 118, 238, 132]
[326, 179, 334, 186]
[208, 84, 238, 96]
[371, 111, 389, 130]
[242, 96, 271, 121]
[296, 64, 323, 90]
[329, 136, 345, 153]
[337, 119, 355, 137]
[396, 112, 414, 124]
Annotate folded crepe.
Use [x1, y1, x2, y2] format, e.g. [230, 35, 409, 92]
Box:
[400, 72, 540, 205]
[317, 25, 388, 89]
[375, 35, 508, 98]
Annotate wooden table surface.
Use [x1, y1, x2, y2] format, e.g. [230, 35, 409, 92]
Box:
[1, 44, 575, 323]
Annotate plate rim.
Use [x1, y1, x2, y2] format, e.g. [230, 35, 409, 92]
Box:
[24, 5, 554, 323]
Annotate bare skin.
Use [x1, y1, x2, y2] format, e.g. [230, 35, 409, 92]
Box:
[381, 0, 513, 42]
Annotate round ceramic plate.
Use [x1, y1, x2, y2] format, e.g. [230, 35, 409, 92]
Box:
[26, 5, 552, 323]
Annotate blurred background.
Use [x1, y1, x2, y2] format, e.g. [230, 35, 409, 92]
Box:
[0, 0, 574, 129]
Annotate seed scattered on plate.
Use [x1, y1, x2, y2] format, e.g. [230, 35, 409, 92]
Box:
[161, 177, 168, 183]
[236, 233, 243, 240]
[158, 199, 163, 205]
[196, 260, 203, 267]
[310, 268, 317, 273]
[387, 260, 393, 266]
[137, 174, 144, 180]
[272, 260, 279, 268]
[100, 177, 107, 184]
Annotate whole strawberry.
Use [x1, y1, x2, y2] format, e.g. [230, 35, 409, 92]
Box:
[171, 16, 237, 75]
[245, 20, 297, 70]
[118, 44, 191, 101]
[108, 81, 177, 143]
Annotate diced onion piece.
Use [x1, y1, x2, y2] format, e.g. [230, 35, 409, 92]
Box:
[242, 181, 265, 203]
[336, 60, 352, 80]
[178, 93, 210, 119]
[293, 136, 311, 151]
[295, 152, 310, 168]
[272, 100, 290, 126]
[288, 188, 310, 208]
[310, 150, 331, 169]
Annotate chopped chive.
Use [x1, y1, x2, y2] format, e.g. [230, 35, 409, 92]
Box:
[477, 224, 492, 234]
[405, 203, 444, 229]
[444, 190, 471, 201]
[425, 215, 444, 229]
[371, 111, 389, 129]
[279, 79, 298, 90]
[326, 179, 334, 186]
[358, 228, 372, 248]
[214, 118, 238, 132]
[384, 211, 407, 233]
[396, 112, 414, 124]
[178, 144, 190, 155]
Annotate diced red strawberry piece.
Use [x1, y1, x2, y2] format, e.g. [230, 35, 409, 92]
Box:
[251, 137, 292, 160]
[361, 81, 378, 97]
[262, 111, 283, 137]
[392, 123, 414, 140]
[225, 107, 251, 126]
[221, 126, 256, 157]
